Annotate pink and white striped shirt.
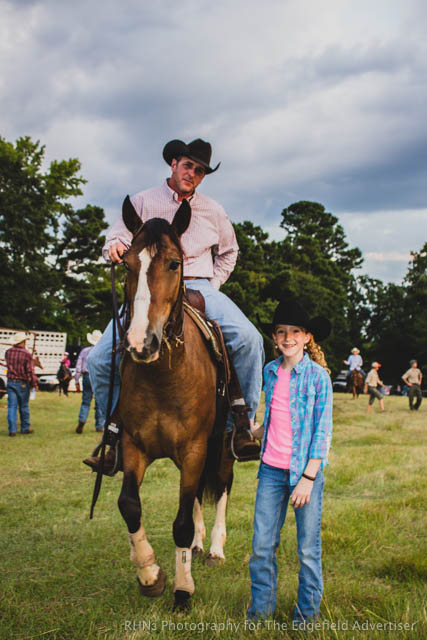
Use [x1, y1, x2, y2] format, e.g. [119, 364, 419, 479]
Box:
[103, 180, 239, 289]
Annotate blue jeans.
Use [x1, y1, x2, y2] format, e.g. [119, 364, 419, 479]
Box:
[78, 373, 105, 431]
[7, 380, 31, 434]
[248, 462, 324, 621]
[87, 279, 264, 429]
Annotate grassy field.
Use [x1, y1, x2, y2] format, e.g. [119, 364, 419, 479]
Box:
[0, 391, 426, 640]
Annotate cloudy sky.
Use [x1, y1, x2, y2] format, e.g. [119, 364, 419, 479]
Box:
[1, 0, 426, 282]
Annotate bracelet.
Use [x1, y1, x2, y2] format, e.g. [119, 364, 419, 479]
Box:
[302, 472, 316, 481]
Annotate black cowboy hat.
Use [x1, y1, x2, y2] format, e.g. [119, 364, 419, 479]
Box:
[258, 298, 331, 342]
[163, 138, 220, 174]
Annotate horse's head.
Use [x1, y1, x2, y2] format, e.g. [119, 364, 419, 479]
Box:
[122, 195, 191, 363]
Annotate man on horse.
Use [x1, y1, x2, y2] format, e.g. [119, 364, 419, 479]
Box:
[344, 347, 366, 389]
[84, 138, 264, 473]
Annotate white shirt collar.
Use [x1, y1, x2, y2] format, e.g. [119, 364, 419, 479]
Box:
[164, 179, 196, 203]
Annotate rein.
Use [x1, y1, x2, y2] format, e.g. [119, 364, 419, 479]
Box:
[89, 263, 124, 519]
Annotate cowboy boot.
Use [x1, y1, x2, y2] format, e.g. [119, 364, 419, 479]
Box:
[83, 420, 123, 475]
[231, 404, 260, 461]
[75, 421, 85, 434]
[83, 447, 121, 475]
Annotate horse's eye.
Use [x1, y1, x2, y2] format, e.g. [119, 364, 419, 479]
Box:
[169, 261, 181, 271]
[123, 261, 130, 271]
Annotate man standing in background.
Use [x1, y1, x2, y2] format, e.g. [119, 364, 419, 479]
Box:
[5, 332, 38, 436]
[75, 330, 105, 433]
[402, 360, 423, 411]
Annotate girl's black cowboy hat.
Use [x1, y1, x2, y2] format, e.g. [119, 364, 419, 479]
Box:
[259, 298, 331, 342]
[163, 138, 221, 174]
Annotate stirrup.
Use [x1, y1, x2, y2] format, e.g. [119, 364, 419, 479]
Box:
[90, 421, 122, 476]
[230, 429, 260, 462]
[89, 440, 122, 477]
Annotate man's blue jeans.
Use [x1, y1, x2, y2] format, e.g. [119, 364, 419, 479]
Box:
[78, 372, 105, 431]
[87, 279, 264, 429]
[7, 380, 31, 434]
[248, 462, 324, 621]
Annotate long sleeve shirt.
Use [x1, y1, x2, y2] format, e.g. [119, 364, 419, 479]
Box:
[261, 353, 333, 486]
[74, 346, 93, 383]
[346, 354, 363, 370]
[103, 181, 239, 289]
[5, 346, 38, 387]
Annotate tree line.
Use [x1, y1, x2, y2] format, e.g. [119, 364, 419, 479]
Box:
[1, 136, 425, 384]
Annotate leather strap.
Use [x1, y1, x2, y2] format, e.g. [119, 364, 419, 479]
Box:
[90, 264, 121, 519]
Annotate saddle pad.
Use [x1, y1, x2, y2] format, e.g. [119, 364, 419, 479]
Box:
[183, 302, 224, 363]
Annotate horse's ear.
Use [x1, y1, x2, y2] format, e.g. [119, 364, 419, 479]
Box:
[122, 195, 142, 236]
[171, 199, 191, 237]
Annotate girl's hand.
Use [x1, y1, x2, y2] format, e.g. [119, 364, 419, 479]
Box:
[250, 420, 264, 441]
[290, 478, 314, 509]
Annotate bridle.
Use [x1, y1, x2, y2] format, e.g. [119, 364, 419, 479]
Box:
[112, 232, 186, 360]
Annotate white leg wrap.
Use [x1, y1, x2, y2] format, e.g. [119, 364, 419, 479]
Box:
[191, 498, 206, 550]
[209, 490, 228, 559]
[128, 525, 160, 586]
[173, 547, 194, 595]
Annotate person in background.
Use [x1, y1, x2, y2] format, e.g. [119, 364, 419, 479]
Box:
[75, 331, 105, 433]
[344, 347, 365, 383]
[365, 362, 385, 414]
[57, 352, 72, 396]
[247, 299, 332, 624]
[5, 332, 38, 436]
[401, 359, 423, 411]
[62, 352, 71, 368]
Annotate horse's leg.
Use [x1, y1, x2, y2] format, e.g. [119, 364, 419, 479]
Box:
[206, 490, 228, 566]
[172, 449, 207, 610]
[206, 434, 235, 567]
[118, 434, 166, 597]
[191, 495, 206, 558]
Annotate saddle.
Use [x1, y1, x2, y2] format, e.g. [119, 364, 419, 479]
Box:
[184, 288, 260, 462]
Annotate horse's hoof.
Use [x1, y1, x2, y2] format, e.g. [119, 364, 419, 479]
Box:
[137, 567, 167, 598]
[173, 589, 192, 611]
[191, 546, 204, 559]
[205, 553, 225, 567]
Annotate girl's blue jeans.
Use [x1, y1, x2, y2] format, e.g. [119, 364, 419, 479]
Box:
[248, 461, 324, 621]
[87, 279, 264, 430]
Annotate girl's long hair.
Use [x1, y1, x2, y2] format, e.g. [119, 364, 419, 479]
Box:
[305, 335, 331, 374]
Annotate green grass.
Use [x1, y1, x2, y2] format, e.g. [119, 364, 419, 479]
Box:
[0, 392, 426, 639]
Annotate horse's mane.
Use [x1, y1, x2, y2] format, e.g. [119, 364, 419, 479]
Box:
[136, 217, 183, 256]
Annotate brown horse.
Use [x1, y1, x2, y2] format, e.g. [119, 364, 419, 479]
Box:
[350, 369, 364, 398]
[116, 196, 235, 610]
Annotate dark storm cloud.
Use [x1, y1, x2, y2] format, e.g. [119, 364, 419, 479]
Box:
[1, 0, 426, 283]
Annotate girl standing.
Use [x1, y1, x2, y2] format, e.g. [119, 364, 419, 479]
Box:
[248, 299, 333, 623]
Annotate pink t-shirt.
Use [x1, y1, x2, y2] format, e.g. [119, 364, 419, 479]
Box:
[262, 366, 292, 469]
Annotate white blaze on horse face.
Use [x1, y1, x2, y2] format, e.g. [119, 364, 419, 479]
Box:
[127, 249, 153, 352]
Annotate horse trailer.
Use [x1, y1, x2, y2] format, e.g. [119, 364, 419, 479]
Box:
[0, 327, 68, 394]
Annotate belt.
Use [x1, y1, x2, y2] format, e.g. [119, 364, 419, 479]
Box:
[183, 276, 200, 280]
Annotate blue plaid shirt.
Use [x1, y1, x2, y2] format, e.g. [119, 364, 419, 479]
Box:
[261, 353, 333, 486]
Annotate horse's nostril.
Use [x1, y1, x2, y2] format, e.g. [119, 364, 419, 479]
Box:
[149, 333, 160, 355]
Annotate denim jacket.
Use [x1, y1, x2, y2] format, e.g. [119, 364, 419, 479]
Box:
[261, 353, 333, 486]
